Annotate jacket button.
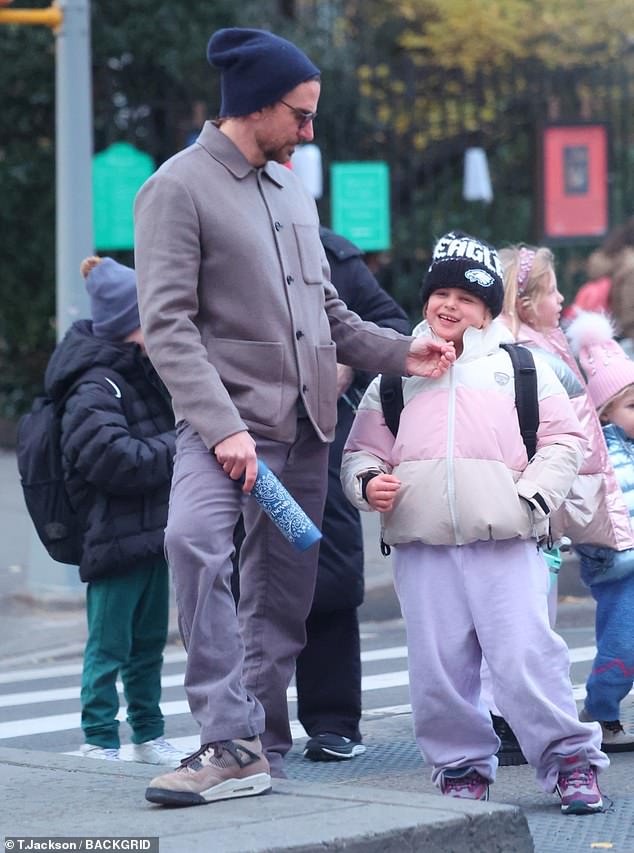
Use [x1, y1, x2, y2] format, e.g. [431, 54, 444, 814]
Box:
[295, 330, 304, 339]
[274, 221, 282, 231]
[286, 275, 294, 285]
[302, 384, 308, 393]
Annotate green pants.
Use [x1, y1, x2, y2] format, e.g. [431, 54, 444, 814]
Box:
[80, 560, 169, 748]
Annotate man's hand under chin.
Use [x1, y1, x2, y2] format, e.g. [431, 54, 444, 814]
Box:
[405, 338, 456, 378]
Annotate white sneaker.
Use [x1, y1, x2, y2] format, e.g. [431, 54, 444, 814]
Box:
[80, 743, 120, 761]
[132, 737, 187, 765]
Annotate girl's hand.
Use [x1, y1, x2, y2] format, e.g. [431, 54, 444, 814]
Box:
[366, 473, 401, 512]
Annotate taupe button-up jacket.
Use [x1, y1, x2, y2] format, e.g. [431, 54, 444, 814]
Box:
[134, 122, 411, 449]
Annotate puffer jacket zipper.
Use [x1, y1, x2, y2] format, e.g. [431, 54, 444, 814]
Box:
[446, 364, 463, 544]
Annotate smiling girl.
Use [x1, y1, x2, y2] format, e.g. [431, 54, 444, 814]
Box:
[340, 231, 608, 813]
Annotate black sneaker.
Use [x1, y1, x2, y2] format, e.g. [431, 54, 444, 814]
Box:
[491, 714, 528, 766]
[303, 733, 366, 762]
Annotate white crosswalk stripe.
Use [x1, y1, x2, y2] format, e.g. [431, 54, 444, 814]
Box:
[0, 642, 614, 755]
[0, 646, 412, 709]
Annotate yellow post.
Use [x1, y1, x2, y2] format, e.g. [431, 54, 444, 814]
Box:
[0, 4, 63, 29]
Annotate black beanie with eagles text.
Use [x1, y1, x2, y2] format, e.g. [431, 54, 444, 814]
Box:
[420, 231, 504, 317]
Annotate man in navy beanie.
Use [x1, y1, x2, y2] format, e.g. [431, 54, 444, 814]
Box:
[135, 27, 455, 807]
[207, 28, 320, 119]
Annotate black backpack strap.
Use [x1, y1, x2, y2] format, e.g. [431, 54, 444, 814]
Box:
[500, 343, 539, 461]
[379, 373, 404, 438]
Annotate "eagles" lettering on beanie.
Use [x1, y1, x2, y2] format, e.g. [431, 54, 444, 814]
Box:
[420, 231, 504, 318]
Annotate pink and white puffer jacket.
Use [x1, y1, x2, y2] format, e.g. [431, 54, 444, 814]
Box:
[515, 323, 634, 550]
[340, 320, 586, 548]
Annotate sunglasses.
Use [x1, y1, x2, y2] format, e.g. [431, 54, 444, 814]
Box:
[279, 98, 317, 129]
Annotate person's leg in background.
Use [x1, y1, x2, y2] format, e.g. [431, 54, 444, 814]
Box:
[296, 400, 366, 761]
[122, 558, 187, 765]
[581, 573, 634, 751]
[297, 607, 365, 760]
[80, 573, 138, 759]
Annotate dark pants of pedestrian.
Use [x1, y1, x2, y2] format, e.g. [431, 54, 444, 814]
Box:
[80, 559, 168, 749]
[296, 608, 362, 741]
[296, 397, 364, 743]
[165, 417, 328, 778]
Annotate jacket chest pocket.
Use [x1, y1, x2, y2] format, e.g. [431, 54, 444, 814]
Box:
[293, 223, 323, 284]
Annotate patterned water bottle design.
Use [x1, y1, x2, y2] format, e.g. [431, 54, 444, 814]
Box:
[251, 459, 322, 552]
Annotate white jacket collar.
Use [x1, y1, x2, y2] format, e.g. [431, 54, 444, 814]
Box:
[412, 318, 514, 363]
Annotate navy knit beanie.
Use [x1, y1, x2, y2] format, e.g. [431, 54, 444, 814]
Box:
[420, 231, 504, 318]
[207, 28, 320, 118]
[84, 257, 140, 341]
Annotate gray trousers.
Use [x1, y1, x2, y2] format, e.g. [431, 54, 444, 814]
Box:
[165, 418, 328, 776]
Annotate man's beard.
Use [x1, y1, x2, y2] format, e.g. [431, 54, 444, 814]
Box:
[261, 143, 295, 164]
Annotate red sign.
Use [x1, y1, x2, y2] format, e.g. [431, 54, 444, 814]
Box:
[542, 124, 608, 240]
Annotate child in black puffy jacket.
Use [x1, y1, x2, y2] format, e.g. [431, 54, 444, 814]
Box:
[43, 255, 183, 766]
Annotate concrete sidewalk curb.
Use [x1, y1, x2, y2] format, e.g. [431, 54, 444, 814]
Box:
[1, 747, 534, 853]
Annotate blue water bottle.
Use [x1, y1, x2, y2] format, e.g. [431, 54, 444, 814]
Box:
[250, 459, 322, 552]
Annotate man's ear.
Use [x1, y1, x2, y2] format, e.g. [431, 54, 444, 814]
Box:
[251, 107, 269, 124]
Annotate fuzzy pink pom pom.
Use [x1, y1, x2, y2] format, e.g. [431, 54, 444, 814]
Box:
[566, 311, 616, 357]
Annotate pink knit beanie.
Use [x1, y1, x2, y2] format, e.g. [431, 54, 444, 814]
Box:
[567, 312, 634, 412]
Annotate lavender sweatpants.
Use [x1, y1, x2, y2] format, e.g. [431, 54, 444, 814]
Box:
[393, 538, 608, 792]
[480, 551, 558, 716]
[165, 419, 328, 777]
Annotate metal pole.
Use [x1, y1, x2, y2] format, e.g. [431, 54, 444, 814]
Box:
[55, 0, 92, 341]
[26, 0, 92, 600]
[0, 2, 92, 598]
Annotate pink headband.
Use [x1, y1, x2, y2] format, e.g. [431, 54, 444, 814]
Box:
[517, 248, 536, 293]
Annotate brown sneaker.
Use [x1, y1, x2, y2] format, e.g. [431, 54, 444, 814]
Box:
[145, 737, 271, 806]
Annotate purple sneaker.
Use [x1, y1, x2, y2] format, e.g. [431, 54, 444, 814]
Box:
[440, 767, 490, 800]
[556, 765, 603, 814]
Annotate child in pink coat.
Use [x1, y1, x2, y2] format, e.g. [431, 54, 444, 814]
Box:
[482, 245, 634, 764]
[501, 245, 633, 553]
[341, 232, 609, 814]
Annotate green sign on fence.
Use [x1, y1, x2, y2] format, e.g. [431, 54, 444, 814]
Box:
[330, 161, 390, 251]
[93, 142, 155, 250]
